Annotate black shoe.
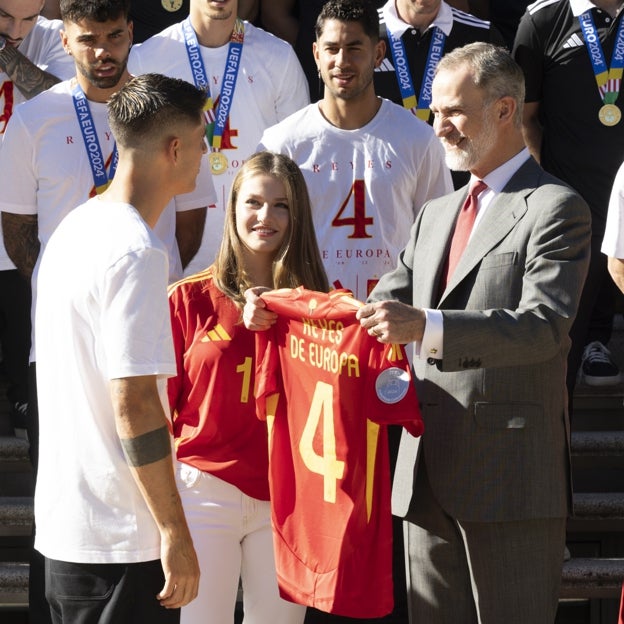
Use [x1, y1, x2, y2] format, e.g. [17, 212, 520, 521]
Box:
[581, 341, 622, 386]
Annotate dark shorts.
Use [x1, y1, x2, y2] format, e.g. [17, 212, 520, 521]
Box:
[45, 557, 180, 624]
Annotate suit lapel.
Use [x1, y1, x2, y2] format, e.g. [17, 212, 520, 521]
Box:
[438, 158, 539, 305]
[418, 190, 466, 307]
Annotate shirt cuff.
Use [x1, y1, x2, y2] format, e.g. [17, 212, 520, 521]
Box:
[415, 309, 443, 360]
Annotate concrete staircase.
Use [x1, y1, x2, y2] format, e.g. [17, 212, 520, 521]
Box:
[0, 348, 623, 622]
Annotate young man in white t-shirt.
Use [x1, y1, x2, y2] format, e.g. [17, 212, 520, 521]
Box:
[128, 0, 309, 275]
[35, 71, 205, 624]
[258, 0, 451, 303]
[0, 0, 74, 439]
[0, 0, 216, 463]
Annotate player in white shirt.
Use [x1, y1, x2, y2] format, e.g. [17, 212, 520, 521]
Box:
[35, 71, 205, 624]
[129, 0, 309, 275]
[259, 0, 451, 302]
[0, 2, 74, 438]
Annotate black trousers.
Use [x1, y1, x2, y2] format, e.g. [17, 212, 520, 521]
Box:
[45, 558, 180, 624]
[567, 235, 619, 414]
[0, 268, 30, 406]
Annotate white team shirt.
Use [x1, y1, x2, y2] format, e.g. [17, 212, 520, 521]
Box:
[0, 79, 216, 359]
[602, 161, 624, 258]
[259, 99, 452, 300]
[129, 19, 309, 274]
[0, 17, 74, 271]
[35, 198, 176, 564]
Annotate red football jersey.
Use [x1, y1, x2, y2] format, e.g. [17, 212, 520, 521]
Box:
[168, 267, 269, 500]
[254, 287, 423, 618]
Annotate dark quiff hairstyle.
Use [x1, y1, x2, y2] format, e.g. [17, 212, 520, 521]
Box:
[107, 73, 206, 148]
[60, 0, 131, 23]
[214, 151, 330, 307]
[315, 0, 380, 41]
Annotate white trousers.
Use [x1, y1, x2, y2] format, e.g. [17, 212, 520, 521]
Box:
[176, 463, 306, 624]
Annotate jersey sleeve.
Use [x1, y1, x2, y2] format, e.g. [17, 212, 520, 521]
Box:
[512, 12, 544, 103]
[364, 341, 423, 436]
[167, 284, 188, 414]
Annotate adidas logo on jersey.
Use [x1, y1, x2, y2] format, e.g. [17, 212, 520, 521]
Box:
[375, 58, 395, 72]
[201, 324, 232, 342]
[563, 33, 584, 49]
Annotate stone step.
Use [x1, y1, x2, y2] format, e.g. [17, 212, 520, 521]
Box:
[0, 558, 620, 609]
[569, 492, 624, 532]
[0, 437, 30, 471]
[0, 498, 32, 537]
[571, 431, 624, 456]
[560, 558, 624, 599]
[0, 562, 28, 608]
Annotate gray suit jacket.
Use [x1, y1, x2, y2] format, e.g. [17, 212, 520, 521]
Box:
[371, 157, 591, 523]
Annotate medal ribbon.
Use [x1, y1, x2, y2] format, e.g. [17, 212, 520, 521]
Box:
[388, 26, 446, 121]
[71, 83, 118, 194]
[183, 17, 244, 149]
[578, 10, 624, 105]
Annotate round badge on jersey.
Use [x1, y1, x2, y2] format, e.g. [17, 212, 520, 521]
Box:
[598, 104, 621, 127]
[375, 367, 411, 405]
[162, 0, 184, 12]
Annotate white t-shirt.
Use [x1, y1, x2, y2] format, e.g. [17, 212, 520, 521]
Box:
[602, 160, 624, 258]
[34, 198, 176, 564]
[0, 79, 216, 358]
[0, 16, 74, 271]
[129, 19, 309, 275]
[259, 99, 452, 300]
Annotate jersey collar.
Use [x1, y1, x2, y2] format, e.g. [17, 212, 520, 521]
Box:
[569, 0, 607, 17]
[383, 0, 453, 37]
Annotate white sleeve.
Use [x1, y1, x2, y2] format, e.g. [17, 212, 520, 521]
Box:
[103, 247, 176, 379]
[0, 109, 38, 215]
[602, 162, 624, 258]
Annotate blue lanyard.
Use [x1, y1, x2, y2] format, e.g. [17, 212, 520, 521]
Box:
[388, 26, 446, 121]
[71, 83, 117, 194]
[578, 10, 624, 104]
[182, 17, 244, 148]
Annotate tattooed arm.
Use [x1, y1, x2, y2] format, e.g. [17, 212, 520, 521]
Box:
[2, 213, 40, 279]
[0, 44, 62, 100]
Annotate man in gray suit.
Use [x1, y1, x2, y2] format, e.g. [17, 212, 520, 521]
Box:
[356, 42, 591, 624]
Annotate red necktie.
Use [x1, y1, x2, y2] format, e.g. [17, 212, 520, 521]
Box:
[441, 179, 487, 290]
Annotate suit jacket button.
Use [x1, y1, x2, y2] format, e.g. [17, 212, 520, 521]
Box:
[427, 357, 437, 365]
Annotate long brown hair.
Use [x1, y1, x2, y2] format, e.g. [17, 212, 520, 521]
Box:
[214, 151, 329, 306]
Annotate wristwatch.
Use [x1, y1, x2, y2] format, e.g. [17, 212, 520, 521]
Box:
[0, 36, 6, 52]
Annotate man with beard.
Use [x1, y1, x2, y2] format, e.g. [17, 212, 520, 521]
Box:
[0, 1, 215, 619]
[0, 0, 73, 447]
[355, 42, 591, 623]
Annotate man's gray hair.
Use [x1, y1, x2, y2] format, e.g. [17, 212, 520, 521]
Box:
[436, 42, 525, 126]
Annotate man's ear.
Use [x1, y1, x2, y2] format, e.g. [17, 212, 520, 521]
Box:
[167, 136, 182, 165]
[497, 95, 516, 123]
[374, 38, 386, 69]
[60, 30, 71, 55]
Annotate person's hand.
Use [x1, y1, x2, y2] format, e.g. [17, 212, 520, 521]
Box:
[157, 530, 200, 608]
[356, 300, 426, 344]
[243, 287, 277, 331]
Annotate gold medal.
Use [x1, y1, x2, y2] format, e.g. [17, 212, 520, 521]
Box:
[162, 0, 183, 12]
[209, 151, 228, 175]
[598, 104, 622, 126]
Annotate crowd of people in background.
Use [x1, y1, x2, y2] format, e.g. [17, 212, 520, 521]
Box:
[0, 0, 623, 622]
